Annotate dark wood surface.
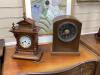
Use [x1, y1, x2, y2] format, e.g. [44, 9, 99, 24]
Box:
[0, 39, 5, 75]
[0, 39, 5, 57]
[2, 44, 98, 75]
[80, 34, 100, 75]
[80, 34, 100, 56]
[53, 15, 82, 54]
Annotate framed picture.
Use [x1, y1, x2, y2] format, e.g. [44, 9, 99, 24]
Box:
[77, 0, 100, 2]
[24, 0, 73, 35]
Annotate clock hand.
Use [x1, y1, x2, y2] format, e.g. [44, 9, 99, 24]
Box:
[24, 41, 27, 43]
[21, 41, 25, 45]
[28, 43, 30, 44]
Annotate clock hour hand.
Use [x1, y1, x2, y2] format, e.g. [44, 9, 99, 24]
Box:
[24, 41, 27, 43]
[22, 42, 24, 44]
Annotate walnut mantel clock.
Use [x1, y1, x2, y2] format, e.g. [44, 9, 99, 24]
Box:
[10, 18, 43, 61]
[52, 15, 82, 54]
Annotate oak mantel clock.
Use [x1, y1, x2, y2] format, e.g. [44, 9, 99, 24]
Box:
[10, 18, 43, 61]
[52, 15, 82, 54]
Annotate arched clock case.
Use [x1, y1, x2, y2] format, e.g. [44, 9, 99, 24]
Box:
[52, 15, 82, 54]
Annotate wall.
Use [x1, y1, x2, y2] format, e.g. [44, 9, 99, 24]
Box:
[0, 0, 23, 43]
[0, 0, 100, 44]
[73, 0, 100, 34]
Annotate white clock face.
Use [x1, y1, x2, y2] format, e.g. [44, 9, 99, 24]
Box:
[19, 36, 32, 48]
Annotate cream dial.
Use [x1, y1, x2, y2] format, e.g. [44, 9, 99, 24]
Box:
[19, 36, 31, 48]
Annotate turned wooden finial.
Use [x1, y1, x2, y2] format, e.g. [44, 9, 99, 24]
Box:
[12, 22, 15, 30]
[23, 12, 26, 20]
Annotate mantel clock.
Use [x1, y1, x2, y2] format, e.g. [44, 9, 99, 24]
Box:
[10, 18, 43, 61]
[52, 15, 82, 54]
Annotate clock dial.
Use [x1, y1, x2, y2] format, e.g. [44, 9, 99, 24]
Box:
[19, 36, 32, 48]
[58, 22, 77, 42]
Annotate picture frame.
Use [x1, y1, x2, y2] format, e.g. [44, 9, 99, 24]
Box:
[77, 0, 100, 2]
[24, 0, 73, 35]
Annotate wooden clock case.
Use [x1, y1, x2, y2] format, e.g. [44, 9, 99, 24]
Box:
[52, 15, 82, 54]
[13, 19, 38, 50]
[10, 18, 43, 61]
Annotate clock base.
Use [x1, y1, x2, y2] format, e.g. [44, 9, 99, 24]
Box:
[51, 52, 80, 55]
[12, 47, 43, 61]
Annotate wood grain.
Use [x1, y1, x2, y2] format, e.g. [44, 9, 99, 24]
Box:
[2, 44, 98, 75]
[80, 34, 100, 56]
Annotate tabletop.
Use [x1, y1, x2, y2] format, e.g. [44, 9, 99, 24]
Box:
[2, 44, 98, 75]
[80, 34, 100, 56]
